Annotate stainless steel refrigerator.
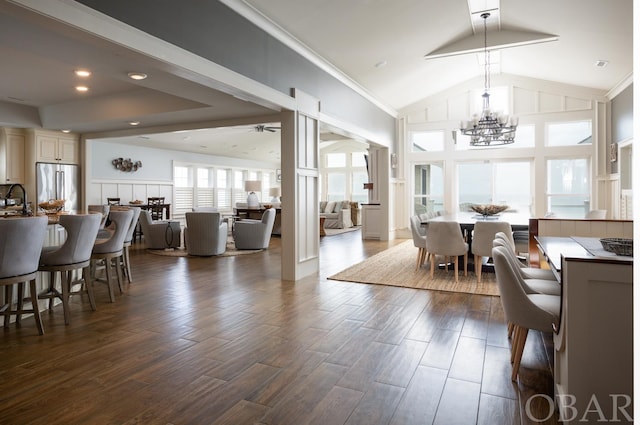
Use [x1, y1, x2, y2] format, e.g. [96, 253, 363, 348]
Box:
[36, 162, 79, 213]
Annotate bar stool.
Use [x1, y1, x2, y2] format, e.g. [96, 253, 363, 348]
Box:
[38, 214, 101, 325]
[0, 216, 48, 334]
[91, 210, 133, 302]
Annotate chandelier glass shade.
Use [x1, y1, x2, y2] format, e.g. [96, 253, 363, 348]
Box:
[460, 12, 518, 147]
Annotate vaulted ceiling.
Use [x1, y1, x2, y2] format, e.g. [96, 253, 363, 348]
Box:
[0, 0, 632, 159]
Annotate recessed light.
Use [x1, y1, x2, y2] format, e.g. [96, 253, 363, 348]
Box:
[595, 60, 609, 68]
[61, 129, 71, 133]
[128, 72, 148, 80]
[129, 121, 140, 126]
[75, 86, 89, 92]
[374, 60, 388, 68]
[75, 69, 91, 77]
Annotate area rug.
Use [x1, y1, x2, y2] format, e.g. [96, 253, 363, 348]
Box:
[146, 239, 263, 257]
[327, 239, 499, 296]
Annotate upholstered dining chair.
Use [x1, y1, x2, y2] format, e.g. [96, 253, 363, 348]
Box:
[424, 221, 468, 282]
[184, 211, 228, 256]
[91, 209, 133, 303]
[492, 245, 560, 381]
[409, 215, 428, 270]
[233, 208, 275, 250]
[494, 232, 557, 281]
[471, 221, 513, 283]
[492, 238, 560, 296]
[0, 216, 48, 334]
[38, 213, 102, 325]
[138, 210, 181, 250]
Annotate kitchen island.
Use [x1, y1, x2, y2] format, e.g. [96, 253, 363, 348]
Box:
[536, 236, 633, 424]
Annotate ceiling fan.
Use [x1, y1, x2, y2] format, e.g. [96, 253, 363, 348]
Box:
[254, 124, 280, 133]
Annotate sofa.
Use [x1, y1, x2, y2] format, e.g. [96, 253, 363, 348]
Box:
[319, 200, 358, 229]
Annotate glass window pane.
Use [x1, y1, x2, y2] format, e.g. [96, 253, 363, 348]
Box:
[196, 168, 210, 188]
[234, 171, 243, 189]
[174, 166, 190, 187]
[216, 169, 227, 188]
[351, 153, 367, 167]
[495, 162, 531, 213]
[548, 196, 588, 218]
[413, 163, 444, 214]
[547, 159, 589, 194]
[410, 130, 444, 152]
[458, 163, 491, 210]
[327, 153, 346, 168]
[547, 121, 592, 146]
[351, 171, 368, 204]
[327, 173, 346, 201]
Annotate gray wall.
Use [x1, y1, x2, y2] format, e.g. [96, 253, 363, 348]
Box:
[610, 84, 633, 173]
[76, 0, 396, 143]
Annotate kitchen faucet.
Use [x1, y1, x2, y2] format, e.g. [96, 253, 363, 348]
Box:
[6, 183, 28, 216]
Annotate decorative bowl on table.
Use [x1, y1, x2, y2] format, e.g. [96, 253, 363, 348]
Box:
[38, 199, 65, 215]
[129, 200, 144, 205]
[470, 204, 509, 217]
[262, 204, 272, 209]
[600, 238, 633, 256]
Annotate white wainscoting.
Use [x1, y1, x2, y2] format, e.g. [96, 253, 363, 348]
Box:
[88, 179, 174, 209]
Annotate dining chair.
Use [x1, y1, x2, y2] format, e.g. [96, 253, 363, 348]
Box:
[0, 216, 48, 334]
[88, 204, 110, 229]
[38, 214, 102, 324]
[91, 209, 134, 303]
[147, 197, 165, 220]
[121, 206, 142, 283]
[492, 245, 560, 381]
[409, 215, 428, 270]
[425, 221, 468, 282]
[471, 221, 513, 283]
[494, 232, 557, 281]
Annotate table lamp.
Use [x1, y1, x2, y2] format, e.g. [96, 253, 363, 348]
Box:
[244, 180, 262, 208]
[269, 187, 281, 203]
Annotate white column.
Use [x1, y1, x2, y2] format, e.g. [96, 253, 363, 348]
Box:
[281, 89, 320, 281]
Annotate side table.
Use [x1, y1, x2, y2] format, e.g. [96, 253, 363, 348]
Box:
[319, 216, 326, 236]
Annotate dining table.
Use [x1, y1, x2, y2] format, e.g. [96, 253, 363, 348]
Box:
[127, 202, 171, 220]
[422, 211, 530, 244]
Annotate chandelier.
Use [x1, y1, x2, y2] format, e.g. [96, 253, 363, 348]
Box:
[460, 12, 518, 146]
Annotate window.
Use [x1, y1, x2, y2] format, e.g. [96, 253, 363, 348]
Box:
[458, 161, 532, 214]
[217, 169, 231, 210]
[327, 173, 346, 201]
[195, 167, 214, 208]
[413, 163, 444, 215]
[410, 130, 444, 152]
[546, 158, 589, 217]
[547, 120, 592, 146]
[174, 166, 191, 187]
[351, 170, 368, 204]
[327, 153, 346, 168]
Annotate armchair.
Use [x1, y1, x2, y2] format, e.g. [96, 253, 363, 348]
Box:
[184, 212, 228, 256]
[233, 208, 275, 250]
[139, 210, 181, 249]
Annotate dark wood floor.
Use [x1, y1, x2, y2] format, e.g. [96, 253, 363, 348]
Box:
[0, 230, 559, 424]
